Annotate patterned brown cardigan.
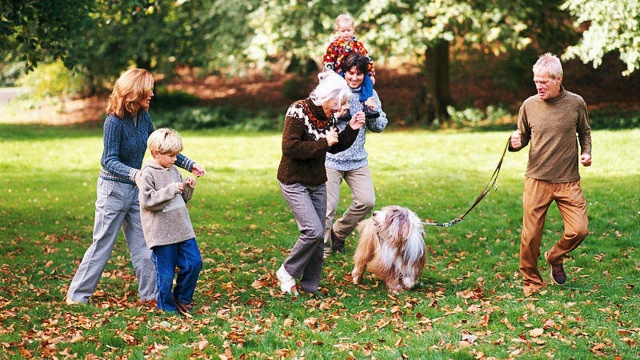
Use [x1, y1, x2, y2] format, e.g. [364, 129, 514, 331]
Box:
[277, 98, 358, 186]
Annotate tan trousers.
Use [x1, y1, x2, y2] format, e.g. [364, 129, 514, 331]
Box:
[324, 166, 375, 251]
[520, 178, 589, 289]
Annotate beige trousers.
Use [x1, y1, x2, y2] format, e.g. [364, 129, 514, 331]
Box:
[520, 178, 589, 289]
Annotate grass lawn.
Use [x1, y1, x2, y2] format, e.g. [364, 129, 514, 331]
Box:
[1, 123, 639, 359]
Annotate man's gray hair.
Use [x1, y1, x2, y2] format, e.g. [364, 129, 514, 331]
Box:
[533, 53, 563, 79]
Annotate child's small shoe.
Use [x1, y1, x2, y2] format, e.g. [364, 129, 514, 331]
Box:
[276, 265, 298, 295]
[363, 104, 379, 119]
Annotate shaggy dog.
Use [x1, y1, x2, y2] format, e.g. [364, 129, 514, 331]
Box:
[351, 206, 426, 293]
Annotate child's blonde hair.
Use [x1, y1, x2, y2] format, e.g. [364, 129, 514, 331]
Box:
[334, 13, 355, 31]
[147, 128, 183, 156]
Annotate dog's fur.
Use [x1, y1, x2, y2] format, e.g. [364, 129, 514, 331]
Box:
[351, 206, 426, 293]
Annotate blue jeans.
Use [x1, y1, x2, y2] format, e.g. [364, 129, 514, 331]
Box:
[152, 238, 202, 312]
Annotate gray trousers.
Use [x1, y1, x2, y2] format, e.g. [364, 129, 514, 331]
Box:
[66, 178, 157, 303]
[279, 182, 326, 293]
[324, 166, 376, 249]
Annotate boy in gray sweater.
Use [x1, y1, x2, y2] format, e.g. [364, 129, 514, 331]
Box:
[138, 128, 202, 316]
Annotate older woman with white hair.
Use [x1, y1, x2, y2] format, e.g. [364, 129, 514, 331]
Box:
[276, 71, 366, 295]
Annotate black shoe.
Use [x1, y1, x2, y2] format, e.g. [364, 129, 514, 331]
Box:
[331, 229, 345, 253]
[363, 104, 379, 119]
[545, 251, 566, 285]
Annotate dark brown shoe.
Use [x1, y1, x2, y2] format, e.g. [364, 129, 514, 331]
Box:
[174, 297, 194, 318]
[545, 251, 566, 285]
[331, 229, 345, 253]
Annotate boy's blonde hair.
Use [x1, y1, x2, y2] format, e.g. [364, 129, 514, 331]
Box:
[334, 13, 355, 31]
[106, 68, 155, 119]
[147, 128, 183, 156]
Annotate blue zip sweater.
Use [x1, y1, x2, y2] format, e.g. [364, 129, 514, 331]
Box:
[325, 87, 387, 171]
[99, 112, 194, 184]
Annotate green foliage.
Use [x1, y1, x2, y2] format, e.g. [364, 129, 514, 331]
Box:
[0, 127, 639, 358]
[589, 107, 640, 130]
[0, 0, 95, 71]
[0, 61, 26, 87]
[561, 0, 640, 75]
[149, 85, 284, 131]
[16, 60, 87, 99]
[447, 105, 512, 128]
[152, 103, 281, 131]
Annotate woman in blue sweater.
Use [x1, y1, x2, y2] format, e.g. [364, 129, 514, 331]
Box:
[66, 68, 206, 305]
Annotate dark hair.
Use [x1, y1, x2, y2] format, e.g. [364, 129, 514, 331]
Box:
[341, 53, 368, 74]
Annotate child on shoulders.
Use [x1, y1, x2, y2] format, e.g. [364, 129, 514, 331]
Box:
[323, 13, 378, 118]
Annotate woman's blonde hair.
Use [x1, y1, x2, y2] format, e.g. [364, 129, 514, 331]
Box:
[106, 68, 155, 119]
[147, 128, 183, 155]
[310, 71, 352, 110]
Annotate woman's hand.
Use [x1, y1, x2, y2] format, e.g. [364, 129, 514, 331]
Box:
[192, 163, 206, 177]
[348, 111, 366, 130]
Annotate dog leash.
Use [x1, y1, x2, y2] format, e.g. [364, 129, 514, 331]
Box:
[420, 138, 510, 227]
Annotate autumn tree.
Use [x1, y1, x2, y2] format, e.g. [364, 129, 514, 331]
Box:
[247, 0, 569, 124]
[561, 0, 640, 76]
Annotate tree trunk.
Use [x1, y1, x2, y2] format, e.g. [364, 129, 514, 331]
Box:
[412, 41, 453, 124]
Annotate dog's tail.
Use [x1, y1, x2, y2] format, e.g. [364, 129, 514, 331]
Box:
[404, 211, 426, 263]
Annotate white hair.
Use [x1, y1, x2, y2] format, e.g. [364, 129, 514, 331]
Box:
[309, 71, 352, 110]
[533, 53, 563, 80]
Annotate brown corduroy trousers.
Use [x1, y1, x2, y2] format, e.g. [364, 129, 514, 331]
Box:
[520, 178, 589, 291]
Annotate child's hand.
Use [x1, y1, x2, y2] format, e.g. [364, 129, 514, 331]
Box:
[176, 182, 185, 192]
[184, 177, 196, 187]
[370, 75, 375, 86]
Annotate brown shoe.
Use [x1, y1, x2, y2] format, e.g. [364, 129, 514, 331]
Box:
[545, 251, 566, 285]
[174, 297, 194, 318]
[330, 229, 345, 253]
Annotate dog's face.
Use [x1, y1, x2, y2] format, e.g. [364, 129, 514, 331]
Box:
[371, 206, 415, 244]
[352, 205, 426, 293]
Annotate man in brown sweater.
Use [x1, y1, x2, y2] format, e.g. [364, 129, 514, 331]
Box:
[509, 53, 592, 297]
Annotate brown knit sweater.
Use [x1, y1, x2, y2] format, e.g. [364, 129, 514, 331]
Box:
[511, 87, 592, 182]
[277, 98, 359, 186]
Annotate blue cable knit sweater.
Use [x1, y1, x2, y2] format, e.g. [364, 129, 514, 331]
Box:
[325, 87, 387, 171]
[99, 112, 194, 184]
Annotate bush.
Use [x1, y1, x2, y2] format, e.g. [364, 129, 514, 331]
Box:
[447, 105, 514, 128]
[153, 103, 282, 131]
[16, 60, 86, 99]
[590, 107, 640, 130]
[153, 86, 200, 110]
